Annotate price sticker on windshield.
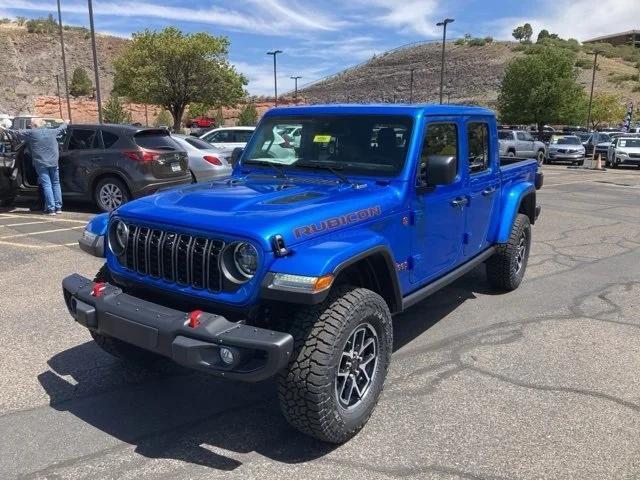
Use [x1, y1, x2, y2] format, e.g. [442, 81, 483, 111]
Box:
[313, 134, 332, 143]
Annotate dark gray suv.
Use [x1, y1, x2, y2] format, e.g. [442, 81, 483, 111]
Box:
[1, 124, 191, 212]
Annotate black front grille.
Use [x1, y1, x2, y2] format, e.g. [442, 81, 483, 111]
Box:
[629, 153, 640, 158]
[120, 224, 224, 292]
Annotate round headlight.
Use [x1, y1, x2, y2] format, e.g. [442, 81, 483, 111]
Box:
[108, 219, 128, 256]
[233, 242, 258, 278]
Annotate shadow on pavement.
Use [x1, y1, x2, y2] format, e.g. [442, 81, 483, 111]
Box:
[37, 265, 496, 471]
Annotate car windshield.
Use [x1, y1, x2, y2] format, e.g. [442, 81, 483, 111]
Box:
[551, 136, 581, 145]
[498, 131, 512, 140]
[595, 133, 611, 143]
[242, 115, 414, 176]
[618, 138, 640, 148]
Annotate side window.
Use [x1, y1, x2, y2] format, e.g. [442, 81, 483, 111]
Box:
[209, 131, 231, 143]
[416, 123, 458, 186]
[234, 130, 253, 143]
[101, 131, 119, 149]
[516, 132, 525, 141]
[523, 132, 534, 141]
[467, 122, 490, 174]
[68, 129, 98, 150]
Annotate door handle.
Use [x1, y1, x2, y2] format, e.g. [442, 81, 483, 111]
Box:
[482, 187, 497, 196]
[450, 197, 468, 208]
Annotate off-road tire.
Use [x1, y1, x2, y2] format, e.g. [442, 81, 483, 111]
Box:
[486, 213, 531, 291]
[89, 264, 161, 367]
[278, 285, 393, 443]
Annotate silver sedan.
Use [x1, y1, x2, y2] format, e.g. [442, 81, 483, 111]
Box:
[172, 134, 233, 182]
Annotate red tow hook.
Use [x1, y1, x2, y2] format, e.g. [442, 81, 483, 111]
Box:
[188, 310, 203, 328]
[91, 282, 107, 297]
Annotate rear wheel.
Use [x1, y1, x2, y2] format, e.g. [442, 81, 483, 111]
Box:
[94, 176, 130, 212]
[89, 265, 161, 367]
[486, 214, 531, 291]
[278, 285, 393, 443]
[507, 150, 516, 158]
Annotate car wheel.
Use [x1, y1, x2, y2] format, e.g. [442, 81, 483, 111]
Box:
[611, 158, 619, 169]
[507, 150, 515, 158]
[94, 177, 130, 212]
[278, 285, 393, 444]
[486, 213, 531, 291]
[536, 150, 545, 166]
[89, 265, 162, 367]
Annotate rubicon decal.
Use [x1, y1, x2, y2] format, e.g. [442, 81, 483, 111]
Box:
[294, 206, 382, 239]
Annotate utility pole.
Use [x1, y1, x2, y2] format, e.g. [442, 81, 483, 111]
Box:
[87, 0, 103, 123]
[436, 18, 454, 104]
[267, 50, 283, 107]
[56, 0, 72, 123]
[586, 49, 603, 130]
[409, 68, 415, 103]
[290, 75, 302, 100]
[55, 74, 63, 118]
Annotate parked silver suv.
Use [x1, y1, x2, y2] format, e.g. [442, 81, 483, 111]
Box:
[607, 136, 640, 168]
[498, 130, 547, 165]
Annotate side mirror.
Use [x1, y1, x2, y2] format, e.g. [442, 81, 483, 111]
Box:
[230, 147, 244, 166]
[417, 155, 457, 189]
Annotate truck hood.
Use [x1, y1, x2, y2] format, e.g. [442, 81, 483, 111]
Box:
[116, 174, 403, 249]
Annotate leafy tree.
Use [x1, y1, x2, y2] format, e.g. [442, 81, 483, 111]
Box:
[113, 27, 247, 131]
[537, 29, 550, 43]
[498, 46, 587, 130]
[102, 95, 132, 124]
[187, 102, 212, 119]
[154, 109, 172, 128]
[69, 67, 93, 97]
[588, 93, 626, 130]
[237, 102, 258, 126]
[512, 23, 533, 43]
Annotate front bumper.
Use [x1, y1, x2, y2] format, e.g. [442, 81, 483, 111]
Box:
[548, 152, 584, 160]
[617, 157, 640, 165]
[62, 274, 294, 382]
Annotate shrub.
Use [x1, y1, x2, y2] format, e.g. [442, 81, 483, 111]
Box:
[468, 38, 486, 47]
[25, 14, 58, 34]
[632, 84, 640, 93]
[484, 36, 494, 44]
[69, 67, 93, 97]
[575, 58, 592, 69]
[237, 102, 258, 126]
[154, 109, 172, 128]
[454, 38, 466, 46]
[102, 95, 132, 124]
[15, 16, 27, 26]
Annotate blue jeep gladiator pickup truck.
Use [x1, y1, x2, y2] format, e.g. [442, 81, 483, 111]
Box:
[63, 104, 542, 443]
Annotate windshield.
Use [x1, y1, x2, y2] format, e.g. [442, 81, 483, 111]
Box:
[618, 138, 640, 148]
[243, 115, 414, 176]
[594, 133, 611, 143]
[551, 136, 581, 145]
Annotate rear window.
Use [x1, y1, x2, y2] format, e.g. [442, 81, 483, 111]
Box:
[498, 131, 512, 140]
[134, 130, 181, 150]
[184, 137, 214, 150]
[234, 130, 254, 142]
[101, 131, 119, 149]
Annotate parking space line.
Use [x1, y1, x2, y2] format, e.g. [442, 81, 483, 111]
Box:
[0, 220, 53, 227]
[0, 226, 84, 239]
[0, 213, 87, 224]
[0, 239, 78, 249]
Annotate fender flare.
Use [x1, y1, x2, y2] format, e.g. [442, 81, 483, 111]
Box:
[78, 213, 109, 258]
[497, 182, 536, 243]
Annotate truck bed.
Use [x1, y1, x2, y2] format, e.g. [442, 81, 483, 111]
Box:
[499, 156, 542, 190]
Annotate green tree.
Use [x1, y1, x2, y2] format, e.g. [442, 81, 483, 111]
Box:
[588, 93, 626, 130]
[113, 27, 247, 131]
[498, 46, 587, 130]
[154, 109, 172, 128]
[187, 102, 212, 119]
[512, 23, 533, 43]
[237, 102, 258, 126]
[536, 29, 550, 43]
[69, 67, 93, 97]
[102, 95, 132, 124]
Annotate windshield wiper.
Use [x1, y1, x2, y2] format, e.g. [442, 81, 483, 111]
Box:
[294, 161, 352, 185]
[243, 159, 288, 179]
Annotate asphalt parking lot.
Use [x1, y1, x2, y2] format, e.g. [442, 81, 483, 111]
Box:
[1, 165, 639, 480]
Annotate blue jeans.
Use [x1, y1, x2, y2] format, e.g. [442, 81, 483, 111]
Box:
[34, 164, 62, 212]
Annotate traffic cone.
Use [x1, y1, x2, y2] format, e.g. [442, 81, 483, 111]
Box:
[596, 154, 602, 170]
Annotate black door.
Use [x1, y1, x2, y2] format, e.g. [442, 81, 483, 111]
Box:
[60, 127, 100, 196]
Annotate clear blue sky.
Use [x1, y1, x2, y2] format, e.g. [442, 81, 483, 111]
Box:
[2, 0, 638, 95]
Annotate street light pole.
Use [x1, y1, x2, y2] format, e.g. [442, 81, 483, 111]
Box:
[55, 74, 63, 118]
[436, 18, 454, 104]
[409, 68, 415, 103]
[586, 50, 602, 130]
[267, 50, 283, 107]
[56, 0, 72, 123]
[290, 75, 302, 100]
[87, 0, 103, 123]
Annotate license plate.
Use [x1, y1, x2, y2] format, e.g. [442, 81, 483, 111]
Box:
[171, 163, 181, 172]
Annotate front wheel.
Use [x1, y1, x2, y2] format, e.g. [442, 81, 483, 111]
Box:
[278, 286, 393, 443]
[486, 213, 531, 291]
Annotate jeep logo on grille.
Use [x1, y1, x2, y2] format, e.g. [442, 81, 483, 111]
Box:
[293, 206, 382, 239]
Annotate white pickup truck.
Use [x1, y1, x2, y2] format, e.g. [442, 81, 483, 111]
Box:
[498, 129, 547, 165]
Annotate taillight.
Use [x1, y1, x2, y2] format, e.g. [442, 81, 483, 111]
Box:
[203, 155, 222, 166]
[124, 149, 160, 162]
